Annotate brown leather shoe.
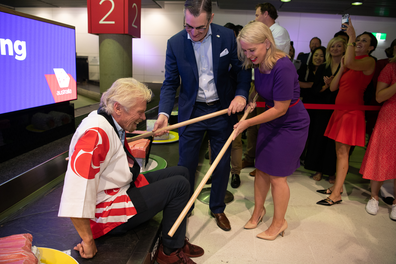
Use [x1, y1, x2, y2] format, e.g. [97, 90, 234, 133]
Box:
[249, 169, 256, 176]
[182, 238, 204, 258]
[157, 244, 195, 264]
[242, 159, 254, 168]
[211, 211, 231, 231]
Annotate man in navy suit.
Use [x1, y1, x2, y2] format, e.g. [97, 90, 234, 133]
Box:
[153, 0, 251, 232]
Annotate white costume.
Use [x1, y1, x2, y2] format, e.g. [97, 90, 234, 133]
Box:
[270, 22, 290, 54]
[58, 110, 148, 238]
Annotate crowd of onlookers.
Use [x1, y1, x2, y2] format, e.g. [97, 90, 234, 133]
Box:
[222, 9, 396, 221]
[291, 32, 395, 218]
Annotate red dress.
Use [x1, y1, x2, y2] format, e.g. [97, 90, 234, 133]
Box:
[360, 62, 396, 181]
[324, 55, 374, 147]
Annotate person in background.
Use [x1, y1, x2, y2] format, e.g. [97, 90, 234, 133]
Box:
[289, 41, 301, 70]
[334, 30, 349, 43]
[297, 46, 326, 103]
[368, 39, 396, 204]
[297, 46, 326, 168]
[205, 23, 248, 188]
[224, 22, 236, 36]
[373, 39, 396, 79]
[58, 78, 204, 263]
[235, 24, 243, 36]
[235, 21, 309, 240]
[305, 37, 346, 183]
[223, 22, 243, 39]
[243, 2, 291, 177]
[316, 18, 377, 205]
[153, 0, 251, 231]
[254, 3, 290, 54]
[385, 39, 396, 59]
[379, 180, 395, 206]
[360, 54, 396, 220]
[289, 41, 295, 61]
[224, 21, 243, 188]
[365, 38, 396, 142]
[241, 80, 261, 176]
[297, 37, 322, 66]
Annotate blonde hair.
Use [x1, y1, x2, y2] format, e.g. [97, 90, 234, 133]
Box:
[100, 78, 152, 114]
[325, 37, 347, 68]
[237, 21, 287, 71]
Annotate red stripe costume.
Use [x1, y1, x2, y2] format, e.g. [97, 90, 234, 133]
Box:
[58, 111, 148, 239]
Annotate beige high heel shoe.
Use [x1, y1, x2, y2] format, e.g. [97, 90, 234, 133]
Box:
[256, 219, 288, 240]
[244, 207, 266, 229]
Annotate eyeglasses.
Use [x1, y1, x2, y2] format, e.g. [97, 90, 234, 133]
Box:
[184, 20, 210, 33]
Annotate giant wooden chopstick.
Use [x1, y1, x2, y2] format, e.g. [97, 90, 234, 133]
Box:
[127, 109, 228, 143]
[168, 95, 257, 237]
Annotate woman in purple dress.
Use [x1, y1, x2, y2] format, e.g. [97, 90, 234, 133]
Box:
[234, 22, 309, 240]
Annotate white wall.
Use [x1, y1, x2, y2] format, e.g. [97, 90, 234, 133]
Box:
[17, 3, 396, 83]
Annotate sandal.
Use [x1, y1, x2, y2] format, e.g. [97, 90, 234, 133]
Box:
[316, 188, 343, 195]
[316, 197, 342, 206]
[316, 188, 332, 194]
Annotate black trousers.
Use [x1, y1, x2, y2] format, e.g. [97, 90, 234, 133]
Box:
[108, 166, 190, 249]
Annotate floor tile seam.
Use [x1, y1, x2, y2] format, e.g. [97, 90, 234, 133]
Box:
[342, 180, 375, 206]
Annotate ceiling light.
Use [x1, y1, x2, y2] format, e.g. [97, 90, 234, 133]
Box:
[352, 2, 363, 5]
[281, 0, 291, 2]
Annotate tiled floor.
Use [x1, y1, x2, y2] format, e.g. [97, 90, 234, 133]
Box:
[184, 146, 396, 264]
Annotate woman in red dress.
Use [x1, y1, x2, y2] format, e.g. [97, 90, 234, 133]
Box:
[316, 17, 377, 206]
[360, 55, 396, 220]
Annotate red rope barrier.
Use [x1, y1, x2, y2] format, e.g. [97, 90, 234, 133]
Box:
[255, 102, 381, 111]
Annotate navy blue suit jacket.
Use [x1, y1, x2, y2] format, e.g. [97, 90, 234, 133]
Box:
[159, 24, 251, 135]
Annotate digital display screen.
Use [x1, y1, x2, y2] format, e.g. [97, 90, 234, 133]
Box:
[0, 9, 77, 115]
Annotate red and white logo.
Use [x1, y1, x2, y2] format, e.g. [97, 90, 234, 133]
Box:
[53, 68, 70, 88]
[71, 127, 110, 179]
[45, 68, 77, 103]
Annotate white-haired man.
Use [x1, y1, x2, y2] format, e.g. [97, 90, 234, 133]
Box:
[58, 78, 204, 263]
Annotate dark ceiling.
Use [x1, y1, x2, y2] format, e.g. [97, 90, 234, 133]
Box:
[0, 0, 395, 18]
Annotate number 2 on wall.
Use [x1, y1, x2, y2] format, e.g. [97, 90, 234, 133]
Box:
[131, 3, 138, 28]
[99, 0, 115, 24]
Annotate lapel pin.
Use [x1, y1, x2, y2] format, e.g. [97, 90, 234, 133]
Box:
[217, 35, 220, 38]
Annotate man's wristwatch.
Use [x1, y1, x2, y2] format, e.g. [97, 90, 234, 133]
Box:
[347, 42, 356, 47]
